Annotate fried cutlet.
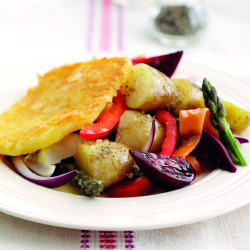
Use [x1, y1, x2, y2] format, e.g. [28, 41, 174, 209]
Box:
[0, 57, 133, 156]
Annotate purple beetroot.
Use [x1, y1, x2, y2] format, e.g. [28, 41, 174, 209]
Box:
[132, 51, 183, 78]
[129, 150, 196, 189]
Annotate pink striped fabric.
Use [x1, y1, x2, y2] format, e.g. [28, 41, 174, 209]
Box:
[86, 0, 124, 51]
[99, 0, 111, 50]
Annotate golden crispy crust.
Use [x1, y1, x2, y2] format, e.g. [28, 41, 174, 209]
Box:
[0, 57, 133, 156]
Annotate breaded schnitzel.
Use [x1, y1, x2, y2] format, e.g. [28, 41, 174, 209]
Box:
[0, 57, 133, 156]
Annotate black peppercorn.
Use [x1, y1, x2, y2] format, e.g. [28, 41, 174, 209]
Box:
[155, 5, 202, 36]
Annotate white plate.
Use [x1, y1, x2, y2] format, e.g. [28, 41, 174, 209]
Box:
[0, 54, 249, 230]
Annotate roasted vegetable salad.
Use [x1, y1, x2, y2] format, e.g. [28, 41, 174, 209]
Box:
[4, 51, 250, 198]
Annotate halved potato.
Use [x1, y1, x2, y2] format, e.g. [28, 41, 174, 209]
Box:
[115, 110, 165, 153]
[122, 63, 177, 111]
[222, 100, 250, 134]
[171, 78, 204, 115]
[74, 140, 133, 188]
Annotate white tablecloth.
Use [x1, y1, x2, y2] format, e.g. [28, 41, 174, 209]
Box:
[0, 0, 249, 249]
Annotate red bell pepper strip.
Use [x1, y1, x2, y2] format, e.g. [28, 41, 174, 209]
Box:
[80, 91, 126, 139]
[107, 176, 155, 198]
[156, 109, 178, 156]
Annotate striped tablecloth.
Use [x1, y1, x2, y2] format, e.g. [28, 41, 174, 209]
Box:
[0, 0, 249, 249]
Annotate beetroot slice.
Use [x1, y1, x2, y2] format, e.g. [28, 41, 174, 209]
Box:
[129, 150, 196, 189]
[132, 51, 183, 78]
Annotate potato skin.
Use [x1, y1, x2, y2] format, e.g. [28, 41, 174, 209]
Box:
[115, 110, 165, 153]
[171, 78, 205, 116]
[222, 100, 250, 134]
[122, 64, 177, 112]
[74, 140, 133, 188]
[137, 67, 177, 111]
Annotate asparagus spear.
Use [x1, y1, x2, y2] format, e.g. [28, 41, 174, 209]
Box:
[202, 78, 247, 166]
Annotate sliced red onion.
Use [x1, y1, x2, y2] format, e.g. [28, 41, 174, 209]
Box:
[234, 136, 249, 144]
[11, 157, 78, 188]
[199, 131, 237, 172]
[24, 159, 56, 177]
[142, 116, 156, 152]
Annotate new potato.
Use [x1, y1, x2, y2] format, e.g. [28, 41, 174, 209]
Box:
[74, 140, 133, 188]
[171, 79, 204, 116]
[222, 100, 250, 134]
[122, 63, 177, 111]
[115, 110, 165, 153]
